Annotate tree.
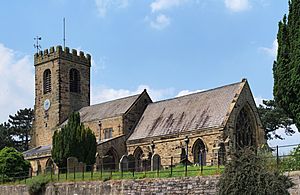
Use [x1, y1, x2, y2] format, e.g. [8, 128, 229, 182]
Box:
[273, 0, 300, 131]
[8, 108, 34, 151]
[257, 100, 294, 140]
[217, 147, 294, 195]
[0, 123, 14, 150]
[0, 147, 31, 181]
[52, 112, 96, 168]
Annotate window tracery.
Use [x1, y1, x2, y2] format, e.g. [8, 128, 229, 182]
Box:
[235, 107, 255, 149]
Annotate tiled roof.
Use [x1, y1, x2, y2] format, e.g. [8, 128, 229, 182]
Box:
[23, 145, 51, 157]
[78, 94, 141, 122]
[128, 81, 243, 141]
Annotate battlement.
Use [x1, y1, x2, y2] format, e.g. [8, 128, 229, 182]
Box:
[34, 45, 91, 66]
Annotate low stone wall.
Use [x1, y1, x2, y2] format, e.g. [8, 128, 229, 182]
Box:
[46, 176, 218, 195]
[0, 176, 219, 195]
[0, 185, 28, 195]
[0, 173, 299, 195]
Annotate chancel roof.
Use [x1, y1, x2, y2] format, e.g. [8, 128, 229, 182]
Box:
[128, 81, 244, 141]
[78, 94, 141, 122]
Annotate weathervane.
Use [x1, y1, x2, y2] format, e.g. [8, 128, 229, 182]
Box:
[34, 36, 42, 53]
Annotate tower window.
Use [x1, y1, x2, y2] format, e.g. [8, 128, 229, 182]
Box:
[43, 69, 51, 94]
[69, 68, 80, 93]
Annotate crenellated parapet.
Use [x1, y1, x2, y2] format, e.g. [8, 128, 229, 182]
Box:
[34, 45, 91, 66]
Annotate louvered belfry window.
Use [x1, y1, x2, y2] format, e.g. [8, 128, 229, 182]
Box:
[43, 69, 51, 94]
[69, 68, 80, 93]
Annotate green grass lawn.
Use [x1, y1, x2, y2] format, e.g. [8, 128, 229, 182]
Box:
[4, 165, 224, 185]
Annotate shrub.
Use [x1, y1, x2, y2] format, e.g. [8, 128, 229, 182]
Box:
[26, 175, 50, 195]
[217, 147, 294, 195]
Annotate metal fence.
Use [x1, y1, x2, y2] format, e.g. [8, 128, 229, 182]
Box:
[1, 143, 299, 184]
[268, 143, 300, 171]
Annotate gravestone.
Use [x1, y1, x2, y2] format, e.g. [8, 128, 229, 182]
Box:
[119, 155, 129, 171]
[128, 154, 135, 171]
[67, 157, 78, 173]
[78, 162, 86, 172]
[151, 154, 161, 171]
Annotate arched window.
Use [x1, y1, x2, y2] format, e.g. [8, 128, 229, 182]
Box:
[36, 160, 42, 175]
[235, 107, 255, 149]
[45, 158, 54, 173]
[133, 147, 143, 171]
[43, 69, 51, 94]
[192, 138, 206, 165]
[69, 68, 80, 93]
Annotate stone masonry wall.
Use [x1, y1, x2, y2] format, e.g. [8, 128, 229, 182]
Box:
[84, 116, 123, 142]
[123, 91, 152, 136]
[33, 46, 91, 147]
[1, 174, 300, 195]
[0, 176, 219, 195]
[127, 128, 222, 166]
[223, 80, 265, 153]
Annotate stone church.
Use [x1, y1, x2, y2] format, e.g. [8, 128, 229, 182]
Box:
[23, 46, 265, 173]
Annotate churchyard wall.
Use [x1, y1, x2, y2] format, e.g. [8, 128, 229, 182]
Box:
[0, 173, 299, 195]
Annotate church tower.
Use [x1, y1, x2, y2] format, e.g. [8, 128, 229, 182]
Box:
[31, 46, 91, 147]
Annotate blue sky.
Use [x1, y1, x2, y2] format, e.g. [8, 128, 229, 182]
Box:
[0, 0, 299, 151]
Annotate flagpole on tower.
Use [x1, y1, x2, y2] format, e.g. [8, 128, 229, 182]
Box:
[63, 17, 66, 48]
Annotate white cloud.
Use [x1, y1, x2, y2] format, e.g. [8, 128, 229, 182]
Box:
[150, 0, 188, 12]
[147, 0, 189, 30]
[259, 39, 278, 58]
[224, 0, 251, 12]
[91, 84, 174, 104]
[149, 14, 171, 30]
[254, 96, 266, 106]
[95, 0, 129, 17]
[176, 89, 204, 97]
[0, 43, 34, 123]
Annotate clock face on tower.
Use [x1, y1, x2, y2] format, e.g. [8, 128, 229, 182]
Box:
[43, 99, 51, 111]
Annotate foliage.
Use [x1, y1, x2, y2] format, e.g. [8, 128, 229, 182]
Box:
[273, 0, 300, 131]
[256, 145, 280, 173]
[217, 147, 294, 195]
[26, 175, 50, 195]
[8, 108, 34, 151]
[52, 112, 96, 168]
[0, 147, 31, 181]
[280, 144, 300, 171]
[0, 123, 14, 150]
[257, 99, 294, 140]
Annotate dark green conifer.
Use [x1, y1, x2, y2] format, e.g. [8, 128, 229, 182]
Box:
[274, 0, 300, 130]
[52, 112, 96, 168]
